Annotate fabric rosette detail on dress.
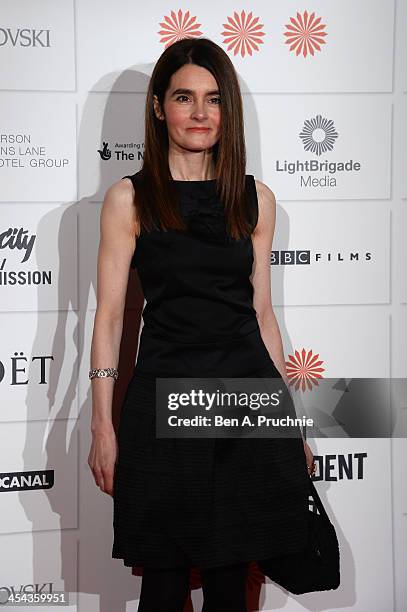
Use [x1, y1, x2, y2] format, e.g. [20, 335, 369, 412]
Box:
[178, 193, 231, 244]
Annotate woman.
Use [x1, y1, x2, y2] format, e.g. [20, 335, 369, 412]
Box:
[88, 37, 315, 612]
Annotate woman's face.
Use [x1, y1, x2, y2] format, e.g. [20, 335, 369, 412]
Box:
[154, 64, 221, 153]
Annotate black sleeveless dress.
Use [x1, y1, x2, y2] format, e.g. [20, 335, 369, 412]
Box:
[112, 171, 310, 570]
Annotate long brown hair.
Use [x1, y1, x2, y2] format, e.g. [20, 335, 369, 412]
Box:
[134, 37, 253, 240]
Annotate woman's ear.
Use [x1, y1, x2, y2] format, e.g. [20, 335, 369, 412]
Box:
[153, 94, 165, 121]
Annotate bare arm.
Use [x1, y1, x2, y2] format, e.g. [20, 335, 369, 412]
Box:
[88, 177, 138, 495]
[250, 179, 288, 384]
[250, 181, 315, 472]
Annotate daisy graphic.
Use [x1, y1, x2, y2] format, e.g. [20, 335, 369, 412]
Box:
[158, 10, 203, 48]
[286, 348, 325, 391]
[299, 114, 338, 156]
[284, 10, 327, 57]
[222, 10, 265, 57]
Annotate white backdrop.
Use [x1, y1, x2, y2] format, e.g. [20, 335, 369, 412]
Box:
[1, 1, 406, 610]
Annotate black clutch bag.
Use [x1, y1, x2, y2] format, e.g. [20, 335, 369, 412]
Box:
[257, 475, 341, 594]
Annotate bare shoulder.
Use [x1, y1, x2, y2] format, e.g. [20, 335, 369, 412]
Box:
[254, 179, 276, 209]
[101, 177, 139, 237]
[253, 179, 276, 234]
[104, 177, 135, 212]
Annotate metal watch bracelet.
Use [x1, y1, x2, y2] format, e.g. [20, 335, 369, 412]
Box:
[89, 368, 118, 381]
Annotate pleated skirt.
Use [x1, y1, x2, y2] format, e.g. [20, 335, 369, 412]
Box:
[111, 362, 310, 570]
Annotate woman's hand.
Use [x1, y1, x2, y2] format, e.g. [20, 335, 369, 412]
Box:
[303, 439, 316, 476]
[88, 424, 118, 497]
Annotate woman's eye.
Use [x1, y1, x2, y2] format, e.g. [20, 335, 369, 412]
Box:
[175, 96, 221, 104]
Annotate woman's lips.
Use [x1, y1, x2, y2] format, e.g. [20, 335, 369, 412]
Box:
[187, 128, 210, 132]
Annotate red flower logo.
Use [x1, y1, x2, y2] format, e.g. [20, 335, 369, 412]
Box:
[284, 10, 327, 57]
[222, 10, 265, 57]
[158, 9, 203, 48]
[285, 348, 325, 391]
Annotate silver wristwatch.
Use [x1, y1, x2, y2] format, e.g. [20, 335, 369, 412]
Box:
[89, 368, 118, 381]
